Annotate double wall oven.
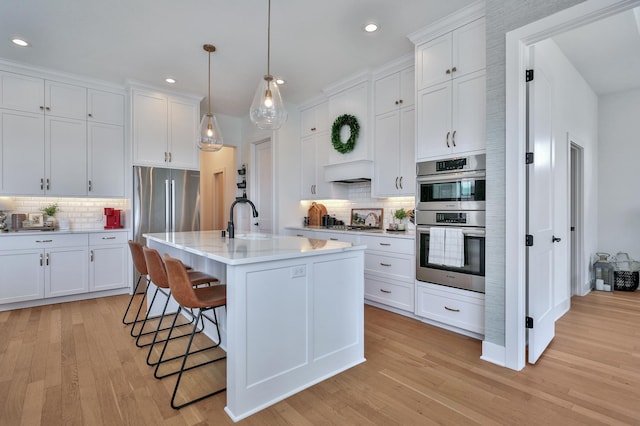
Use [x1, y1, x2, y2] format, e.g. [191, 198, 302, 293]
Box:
[415, 154, 486, 293]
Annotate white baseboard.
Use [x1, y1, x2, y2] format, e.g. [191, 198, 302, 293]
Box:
[481, 341, 506, 367]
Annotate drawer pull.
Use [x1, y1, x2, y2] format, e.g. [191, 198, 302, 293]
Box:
[380, 289, 392, 294]
[380, 263, 392, 267]
[444, 306, 460, 312]
[45, 253, 49, 266]
[39, 254, 43, 266]
[329, 238, 338, 241]
[296, 234, 304, 237]
[36, 240, 53, 243]
[102, 236, 116, 240]
[90, 250, 94, 262]
[379, 243, 391, 246]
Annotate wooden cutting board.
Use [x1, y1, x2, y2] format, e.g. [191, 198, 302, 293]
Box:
[308, 202, 327, 227]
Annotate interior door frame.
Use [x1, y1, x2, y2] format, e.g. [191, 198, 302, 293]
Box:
[249, 136, 275, 233]
[570, 138, 585, 297]
[504, 0, 640, 371]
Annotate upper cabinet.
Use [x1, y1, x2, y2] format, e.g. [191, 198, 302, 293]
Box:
[0, 70, 125, 196]
[132, 88, 200, 170]
[300, 100, 329, 138]
[372, 61, 415, 198]
[412, 14, 486, 161]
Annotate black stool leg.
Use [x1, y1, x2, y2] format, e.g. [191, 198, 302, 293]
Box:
[122, 273, 149, 326]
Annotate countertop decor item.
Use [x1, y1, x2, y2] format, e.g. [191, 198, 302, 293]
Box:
[307, 202, 327, 227]
[351, 208, 383, 229]
[250, 0, 287, 130]
[0, 197, 15, 232]
[394, 208, 407, 230]
[331, 114, 360, 154]
[197, 44, 224, 152]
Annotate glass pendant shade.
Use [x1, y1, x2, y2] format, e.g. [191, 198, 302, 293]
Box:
[198, 112, 223, 152]
[250, 75, 287, 130]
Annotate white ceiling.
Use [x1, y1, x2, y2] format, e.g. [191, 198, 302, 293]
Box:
[553, 7, 640, 95]
[0, 0, 474, 117]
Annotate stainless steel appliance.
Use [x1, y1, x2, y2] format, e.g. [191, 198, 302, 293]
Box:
[133, 166, 200, 245]
[415, 154, 486, 293]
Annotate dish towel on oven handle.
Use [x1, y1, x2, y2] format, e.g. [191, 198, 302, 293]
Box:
[428, 227, 446, 265]
[444, 228, 464, 267]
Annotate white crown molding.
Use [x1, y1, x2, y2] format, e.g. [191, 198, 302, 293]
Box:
[407, 0, 485, 45]
[298, 93, 328, 111]
[126, 79, 203, 101]
[372, 53, 414, 80]
[322, 70, 372, 98]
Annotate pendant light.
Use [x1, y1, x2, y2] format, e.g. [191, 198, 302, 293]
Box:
[249, 0, 287, 130]
[198, 44, 224, 152]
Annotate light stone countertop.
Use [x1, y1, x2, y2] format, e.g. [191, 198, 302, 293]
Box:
[144, 230, 366, 266]
[0, 228, 128, 236]
[285, 226, 416, 240]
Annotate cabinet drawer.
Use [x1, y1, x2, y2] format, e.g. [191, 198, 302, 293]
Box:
[365, 275, 414, 312]
[318, 231, 359, 244]
[89, 231, 128, 245]
[416, 284, 484, 334]
[360, 234, 414, 255]
[0, 233, 87, 250]
[365, 252, 414, 281]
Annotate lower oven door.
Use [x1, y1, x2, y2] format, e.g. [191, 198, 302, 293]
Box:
[416, 226, 485, 293]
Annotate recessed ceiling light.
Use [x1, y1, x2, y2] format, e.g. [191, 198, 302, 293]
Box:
[275, 78, 285, 85]
[165, 77, 177, 84]
[10, 37, 30, 47]
[363, 23, 379, 33]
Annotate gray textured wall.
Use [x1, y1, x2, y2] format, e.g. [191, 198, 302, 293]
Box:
[484, 0, 585, 346]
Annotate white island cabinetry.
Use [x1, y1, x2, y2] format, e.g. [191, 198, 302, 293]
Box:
[89, 231, 128, 292]
[144, 231, 365, 422]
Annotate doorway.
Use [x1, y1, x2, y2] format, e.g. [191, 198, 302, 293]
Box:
[200, 146, 237, 231]
[570, 141, 585, 297]
[250, 138, 274, 233]
[505, 0, 640, 370]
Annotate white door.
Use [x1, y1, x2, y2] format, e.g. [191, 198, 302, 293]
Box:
[526, 53, 556, 364]
[253, 139, 273, 233]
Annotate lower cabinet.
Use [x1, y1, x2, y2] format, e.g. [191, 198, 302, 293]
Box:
[89, 232, 128, 291]
[415, 282, 484, 335]
[0, 231, 128, 307]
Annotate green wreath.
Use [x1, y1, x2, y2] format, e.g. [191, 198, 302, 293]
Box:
[331, 114, 360, 154]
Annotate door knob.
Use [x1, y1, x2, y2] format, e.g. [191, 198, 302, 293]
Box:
[552, 236, 561, 243]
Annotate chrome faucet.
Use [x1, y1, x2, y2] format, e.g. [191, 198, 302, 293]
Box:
[227, 198, 259, 238]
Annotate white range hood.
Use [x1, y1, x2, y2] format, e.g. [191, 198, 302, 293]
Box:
[324, 160, 373, 183]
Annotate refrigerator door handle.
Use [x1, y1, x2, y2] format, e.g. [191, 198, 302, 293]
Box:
[165, 179, 171, 231]
[171, 179, 176, 231]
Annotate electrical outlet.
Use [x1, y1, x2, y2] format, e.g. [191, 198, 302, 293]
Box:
[291, 265, 306, 278]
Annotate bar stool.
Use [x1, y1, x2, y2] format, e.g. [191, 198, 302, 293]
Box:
[141, 247, 219, 366]
[123, 240, 150, 329]
[162, 254, 227, 409]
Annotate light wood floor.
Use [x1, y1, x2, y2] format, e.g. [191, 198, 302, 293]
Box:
[1, 290, 639, 425]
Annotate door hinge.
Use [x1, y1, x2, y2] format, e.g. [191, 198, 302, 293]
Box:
[525, 234, 534, 246]
[526, 69, 534, 82]
[526, 316, 534, 328]
[526, 152, 534, 164]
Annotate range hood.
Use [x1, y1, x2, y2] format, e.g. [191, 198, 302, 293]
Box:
[324, 160, 373, 183]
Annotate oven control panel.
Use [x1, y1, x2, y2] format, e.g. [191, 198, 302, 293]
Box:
[436, 212, 467, 224]
[436, 158, 467, 172]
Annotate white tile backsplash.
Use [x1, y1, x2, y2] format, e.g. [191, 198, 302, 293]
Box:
[301, 182, 415, 230]
[5, 197, 128, 231]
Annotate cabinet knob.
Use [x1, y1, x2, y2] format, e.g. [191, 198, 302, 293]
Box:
[395, 101, 399, 105]
[88, 113, 93, 117]
[446, 69, 451, 75]
[451, 66, 457, 73]
[311, 127, 316, 131]
[45, 106, 50, 111]
[39, 106, 45, 110]
[399, 99, 403, 104]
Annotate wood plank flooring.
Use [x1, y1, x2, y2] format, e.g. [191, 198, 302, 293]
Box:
[1, 290, 639, 425]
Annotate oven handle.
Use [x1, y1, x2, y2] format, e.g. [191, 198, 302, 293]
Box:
[416, 225, 486, 237]
[416, 170, 486, 183]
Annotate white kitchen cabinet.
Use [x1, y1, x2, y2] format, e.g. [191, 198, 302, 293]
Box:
[374, 67, 415, 115]
[300, 101, 329, 138]
[415, 282, 484, 336]
[373, 106, 415, 197]
[416, 70, 485, 160]
[45, 80, 87, 120]
[360, 234, 415, 313]
[89, 232, 128, 292]
[300, 132, 347, 200]
[0, 231, 129, 309]
[88, 123, 125, 197]
[46, 116, 88, 196]
[0, 234, 89, 302]
[132, 88, 200, 170]
[0, 248, 44, 304]
[416, 18, 485, 91]
[88, 89, 125, 126]
[373, 65, 415, 198]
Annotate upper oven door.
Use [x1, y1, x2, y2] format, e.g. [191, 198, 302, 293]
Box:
[416, 171, 486, 211]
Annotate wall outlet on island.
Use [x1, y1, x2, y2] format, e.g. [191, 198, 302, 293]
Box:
[291, 265, 306, 278]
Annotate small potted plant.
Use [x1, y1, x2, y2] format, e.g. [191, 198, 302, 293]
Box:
[394, 208, 407, 231]
[41, 203, 59, 228]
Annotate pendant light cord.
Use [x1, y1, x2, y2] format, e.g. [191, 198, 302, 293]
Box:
[208, 49, 212, 115]
[267, 0, 271, 77]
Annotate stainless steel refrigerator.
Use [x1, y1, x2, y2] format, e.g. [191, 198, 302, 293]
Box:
[133, 166, 200, 245]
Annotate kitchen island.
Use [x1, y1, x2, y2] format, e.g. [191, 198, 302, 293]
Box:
[144, 231, 366, 421]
